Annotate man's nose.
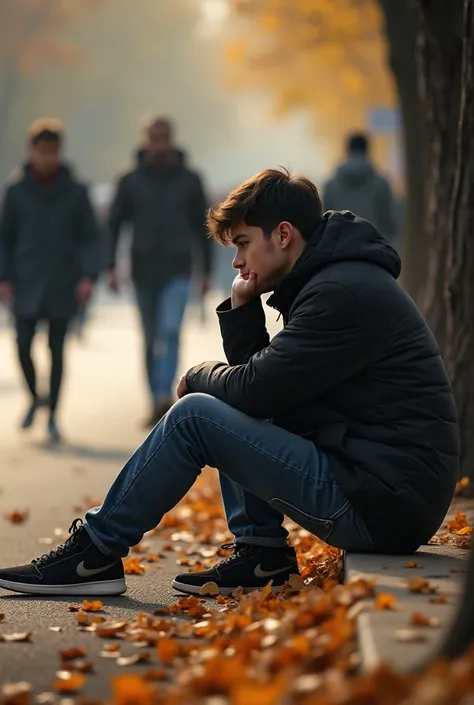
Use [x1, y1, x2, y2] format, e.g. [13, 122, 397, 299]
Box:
[232, 252, 243, 269]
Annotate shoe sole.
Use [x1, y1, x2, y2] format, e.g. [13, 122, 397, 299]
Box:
[171, 579, 282, 596]
[0, 577, 126, 596]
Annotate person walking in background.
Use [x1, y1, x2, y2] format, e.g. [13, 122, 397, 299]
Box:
[0, 119, 101, 441]
[323, 132, 399, 244]
[107, 116, 212, 428]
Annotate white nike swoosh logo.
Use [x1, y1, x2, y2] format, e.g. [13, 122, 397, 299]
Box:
[76, 561, 117, 578]
[254, 564, 295, 579]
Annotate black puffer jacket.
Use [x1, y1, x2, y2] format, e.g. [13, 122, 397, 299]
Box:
[0, 165, 100, 319]
[186, 212, 460, 553]
[108, 149, 211, 284]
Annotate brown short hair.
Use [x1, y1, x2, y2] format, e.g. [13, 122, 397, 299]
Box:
[27, 118, 63, 145]
[208, 167, 323, 245]
[140, 113, 174, 140]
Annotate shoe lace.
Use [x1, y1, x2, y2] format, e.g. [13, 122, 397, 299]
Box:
[218, 542, 253, 566]
[32, 518, 84, 566]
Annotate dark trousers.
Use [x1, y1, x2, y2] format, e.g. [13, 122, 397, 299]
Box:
[15, 317, 70, 412]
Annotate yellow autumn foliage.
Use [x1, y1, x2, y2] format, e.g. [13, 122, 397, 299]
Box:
[225, 0, 396, 166]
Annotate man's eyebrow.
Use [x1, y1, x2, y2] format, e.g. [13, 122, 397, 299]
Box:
[231, 234, 247, 245]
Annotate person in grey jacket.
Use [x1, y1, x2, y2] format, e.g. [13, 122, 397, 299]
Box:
[107, 116, 212, 428]
[323, 133, 398, 243]
[0, 119, 101, 441]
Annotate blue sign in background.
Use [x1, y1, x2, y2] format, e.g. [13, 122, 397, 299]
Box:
[368, 107, 401, 133]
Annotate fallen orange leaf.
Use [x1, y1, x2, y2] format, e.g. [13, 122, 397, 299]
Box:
[429, 593, 448, 604]
[410, 612, 439, 627]
[5, 510, 29, 524]
[0, 682, 32, 705]
[111, 674, 154, 705]
[456, 526, 472, 536]
[408, 577, 436, 594]
[446, 509, 470, 533]
[81, 600, 103, 612]
[143, 668, 167, 681]
[199, 581, 220, 596]
[52, 673, 86, 693]
[405, 560, 418, 568]
[374, 593, 396, 610]
[60, 647, 87, 661]
[157, 636, 181, 665]
[123, 556, 147, 575]
[95, 620, 128, 638]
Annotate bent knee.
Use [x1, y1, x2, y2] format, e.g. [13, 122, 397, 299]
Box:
[170, 393, 226, 420]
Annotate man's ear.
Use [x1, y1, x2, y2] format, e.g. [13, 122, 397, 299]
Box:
[277, 221, 294, 249]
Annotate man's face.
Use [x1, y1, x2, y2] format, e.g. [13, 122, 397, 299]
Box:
[146, 122, 172, 158]
[231, 222, 291, 294]
[29, 139, 61, 176]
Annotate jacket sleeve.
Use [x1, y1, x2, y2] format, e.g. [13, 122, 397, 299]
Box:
[107, 175, 133, 270]
[186, 283, 367, 418]
[77, 185, 101, 280]
[217, 297, 271, 365]
[0, 186, 18, 282]
[189, 172, 212, 277]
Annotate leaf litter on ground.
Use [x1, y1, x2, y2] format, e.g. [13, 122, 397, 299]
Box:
[2, 469, 474, 704]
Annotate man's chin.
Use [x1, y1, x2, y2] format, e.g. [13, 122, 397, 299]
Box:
[257, 283, 275, 296]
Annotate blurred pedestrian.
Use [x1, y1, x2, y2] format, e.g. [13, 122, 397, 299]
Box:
[323, 132, 398, 243]
[107, 116, 212, 427]
[0, 119, 101, 441]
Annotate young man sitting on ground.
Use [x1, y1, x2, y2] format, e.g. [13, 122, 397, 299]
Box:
[0, 168, 460, 596]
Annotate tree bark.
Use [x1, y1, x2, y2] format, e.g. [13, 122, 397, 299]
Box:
[411, 0, 474, 480]
[444, 0, 474, 482]
[411, 0, 464, 351]
[378, 0, 425, 303]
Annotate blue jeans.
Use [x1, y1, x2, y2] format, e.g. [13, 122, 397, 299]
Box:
[134, 277, 190, 400]
[85, 394, 374, 556]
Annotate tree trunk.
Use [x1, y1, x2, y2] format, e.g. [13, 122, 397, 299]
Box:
[378, 0, 426, 303]
[444, 0, 474, 482]
[411, 0, 464, 351]
[412, 0, 474, 480]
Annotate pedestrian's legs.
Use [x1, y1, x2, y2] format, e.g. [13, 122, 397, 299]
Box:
[153, 277, 190, 401]
[15, 317, 38, 399]
[48, 318, 70, 413]
[85, 393, 373, 556]
[133, 280, 159, 397]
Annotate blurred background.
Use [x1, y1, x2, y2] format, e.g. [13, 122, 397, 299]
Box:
[0, 0, 406, 439]
[0, 0, 404, 294]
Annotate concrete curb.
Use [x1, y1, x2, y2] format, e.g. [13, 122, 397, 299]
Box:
[345, 546, 469, 672]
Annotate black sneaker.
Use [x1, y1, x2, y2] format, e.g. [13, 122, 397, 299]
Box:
[20, 399, 40, 430]
[172, 543, 299, 596]
[48, 416, 61, 443]
[0, 519, 126, 596]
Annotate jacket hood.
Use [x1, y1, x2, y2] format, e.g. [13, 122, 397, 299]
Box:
[334, 154, 376, 186]
[134, 147, 187, 168]
[22, 163, 73, 180]
[268, 210, 401, 313]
